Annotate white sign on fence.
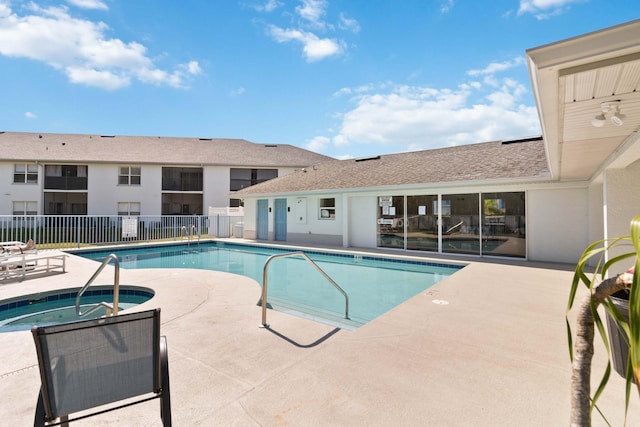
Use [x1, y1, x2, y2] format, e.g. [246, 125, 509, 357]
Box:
[122, 217, 138, 238]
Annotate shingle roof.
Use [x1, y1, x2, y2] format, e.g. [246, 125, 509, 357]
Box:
[0, 132, 333, 167]
[236, 136, 550, 195]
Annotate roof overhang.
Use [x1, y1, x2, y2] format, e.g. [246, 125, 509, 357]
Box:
[526, 19, 640, 182]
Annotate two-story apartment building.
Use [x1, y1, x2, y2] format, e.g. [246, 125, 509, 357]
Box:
[0, 132, 332, 216]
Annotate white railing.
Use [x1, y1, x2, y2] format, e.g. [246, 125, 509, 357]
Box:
[0, 214, 243, 249]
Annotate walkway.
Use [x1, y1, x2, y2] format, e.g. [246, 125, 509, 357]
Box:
[0, 246, 636, 426]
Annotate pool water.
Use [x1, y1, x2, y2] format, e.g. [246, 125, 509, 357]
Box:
[75, 242, 464, 329]
[0, 287, 154, 332]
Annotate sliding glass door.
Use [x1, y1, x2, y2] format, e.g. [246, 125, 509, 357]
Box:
[406, 195, 438, 251]
[376, 192, 525, 258]
[481, 192, 526, 258]
[441, 193, 480, 255]
[377, 196, 404, 249]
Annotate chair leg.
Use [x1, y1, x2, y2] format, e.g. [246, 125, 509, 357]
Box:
[34, 391, 45, 427]
[160, 336, 172, 427]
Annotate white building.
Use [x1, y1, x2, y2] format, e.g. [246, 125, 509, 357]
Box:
[0, 133, 332, 216]
[235, 19, 640, 264]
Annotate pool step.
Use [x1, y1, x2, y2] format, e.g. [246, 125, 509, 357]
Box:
[261, 297, 365, 331]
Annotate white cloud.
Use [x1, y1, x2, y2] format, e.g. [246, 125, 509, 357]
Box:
[67, 66, 130, 89]
[518, 0, 583, 19]
[230, 86, 246, 96]
[312, 60, 540, 155]
[296, 0, 327, 27]
[67, 0, 108, 10]
[25, 111, 37, 119]
[268, 25, 343, 62]
[440, 0, 455, 13]
[260, 0, 355, 62]
[338, 13, 360, 33]
[305, 135, 330, 152]
[0, 3, 200, 90]
[467, 57, 525, 76]
[254, 0, 283, 12]
[183, 60, 202, 75]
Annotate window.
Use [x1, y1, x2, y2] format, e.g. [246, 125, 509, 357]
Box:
[43, 192, 87, 215]
[118, 202, 141, 216]
[319, 198, 335, 219]
[13, 164, 38, 184]
[230, 168, 278, 191]
[119, 166, 141, 185]
[162, 167, 202, 191]
[161, 194, 202, 215]
[44, 165, 88, 190]
[13, 201, 37, 215]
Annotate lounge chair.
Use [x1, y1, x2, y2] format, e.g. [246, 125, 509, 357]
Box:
[0, 251, 67, 281]
[2, 239, 36, 254]
[31, 309, 171, 426]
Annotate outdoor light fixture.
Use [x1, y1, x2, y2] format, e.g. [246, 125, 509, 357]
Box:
[591, 100, 624, 128]
[610, 105, 626, 126]
[591, 113, 606, 127]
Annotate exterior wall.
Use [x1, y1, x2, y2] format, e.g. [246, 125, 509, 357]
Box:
[241, 200, 258, 239]
[87, 164, 161, 215]
[1, 162, 298, 216]
[242, 184, 597, 264]
[604, 160, 640, 265]
[241, 195, 343, 245]
[527, 186, 589, 264]
[588, 182, 604, 247]
[286, 195, 342, 245]
[0, 162, 43, 214]
[347, 195, 377, 248]
[203, 167, 230, 209]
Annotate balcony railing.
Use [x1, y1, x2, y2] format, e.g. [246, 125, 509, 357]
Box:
[44, 176, 88, 190]
[0, 214, 244, 249]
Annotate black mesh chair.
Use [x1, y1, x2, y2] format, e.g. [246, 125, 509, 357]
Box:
[31, 309, 171, 426]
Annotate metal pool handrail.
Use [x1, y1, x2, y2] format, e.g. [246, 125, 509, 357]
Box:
[75, 254, 120, 317]
[260, 251, 349, 327]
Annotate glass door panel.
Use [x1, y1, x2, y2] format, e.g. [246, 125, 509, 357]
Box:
[481, 192, 526, 258]
[377, 196, 405, 249]
[442, 193, 480, 255]
[406, 195, 438, 252]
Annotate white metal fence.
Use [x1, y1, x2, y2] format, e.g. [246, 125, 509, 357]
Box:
[0, 214, 245, 249]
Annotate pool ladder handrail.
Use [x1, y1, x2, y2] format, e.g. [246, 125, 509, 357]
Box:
[260, 251, 349, 327]
[180, 225, 200, 245]
[75, 254, 120, 318]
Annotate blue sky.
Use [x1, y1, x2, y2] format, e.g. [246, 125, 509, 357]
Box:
[0, 1, 637, 159]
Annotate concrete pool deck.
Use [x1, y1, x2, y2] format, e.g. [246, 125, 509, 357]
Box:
[0, 242, 638, 426]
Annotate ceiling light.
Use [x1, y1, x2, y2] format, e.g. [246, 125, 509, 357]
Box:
[591, 100, 624, 128]
[611, 107, 626, 126]
[591, 113, 606, 127]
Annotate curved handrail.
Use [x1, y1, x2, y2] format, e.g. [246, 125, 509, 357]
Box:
[445, 220, 464, 234]
[260, 251, 349, 327]
[75, 254, 120, 317]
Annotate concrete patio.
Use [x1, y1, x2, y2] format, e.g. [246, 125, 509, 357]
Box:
[0, 244, 638, 426]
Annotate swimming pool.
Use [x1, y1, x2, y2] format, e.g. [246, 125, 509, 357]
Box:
[0, 286, 154, 332]
[74, 242, 464, 329]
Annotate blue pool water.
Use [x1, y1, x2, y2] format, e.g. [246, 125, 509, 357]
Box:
[0, 287, 154, 332]
[74, 242, 464, 329]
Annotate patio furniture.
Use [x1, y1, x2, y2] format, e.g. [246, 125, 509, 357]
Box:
[1, 239, 37, 254]
[31, 308, 171, 426]
[0, 252, 67, 281]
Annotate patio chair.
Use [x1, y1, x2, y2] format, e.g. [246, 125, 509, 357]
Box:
[31, 309, 171, 426]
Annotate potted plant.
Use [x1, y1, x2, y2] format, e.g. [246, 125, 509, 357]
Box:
[567, 215, 640, 425]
